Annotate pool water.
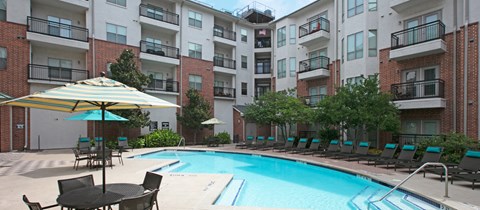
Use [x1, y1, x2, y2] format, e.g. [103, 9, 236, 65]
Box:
[138, 151, 441, 210]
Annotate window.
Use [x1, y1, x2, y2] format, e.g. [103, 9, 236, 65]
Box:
[277, 26, 286, 47]
[277, 59, 286, 79]
[107, 0, 126, 7]
[256, 59, 271, 74]
[241, 55, 247, 68]
[347, 31, 363, 60]
[106, 62, 112, 77]
[48, 16, 72, 38]
[368, 30, 377, 57]
[342, 0, 345, 22]
[368, 0, 377, 11]
[149, 121, 158, 131]
[214, 80, 224, 87]
[188, 11, 202, 28]
[289, 24, 296, 44]
[401, 66, 439, 98]
[347, 0, 363, 17]
[48, 58, 72, 80]
[241, 82, 247, 95]
[346, 76, 364, 85]
[188, 42, 202, 59]
[189, 75, 202, 90]
[241, 29, 247, 42]
[0, 47, 5, 69]
[0, 0, 5, 21]
[146, 37, 161, 52]
[106, 23, 126, 44]
[341, 38, 344, 63]
[402, 120, 439, 135]
[289, 57, 296, 77]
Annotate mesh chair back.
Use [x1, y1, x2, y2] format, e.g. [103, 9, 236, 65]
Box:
[397, 145, 417, 161]
[340, 141, 354, 153]
[95, 137, 103, 148]
[355, 142, 370, 155]
[296, 138, 308, 149]
[309, 139, 321, 150]
[118, 137, 128, 147]
[459, 150, 480, 171]
[421, 147, 443, 162]
[22, 195, 42, 210]
[58, 174, 94, 195]
[142, 172, 163, 191]
[380, 144, 398, 158]
[79, 137, 90, 149]
[326, 140, 340, 152]
[119, 189, 159, 210]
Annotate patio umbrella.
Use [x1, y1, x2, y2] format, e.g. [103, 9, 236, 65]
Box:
[0, 92, 12, 102]
[0, 76, 179, 193]
[65, 110, 128, 121]
[201, 117, 226, 125]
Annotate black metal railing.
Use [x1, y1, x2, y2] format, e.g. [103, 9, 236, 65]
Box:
[146, 78, 179, 92]
[213, 56, 236, 69]
[391, 20, 445, 50]
[28, 64, 89, 82]
[299, 56, 329, 73]
[391, 79, 444, 101]
[301, 94, 327, 107]
[255, 38, 271, 48]
[213, 25, 236, 41]
[392, 133, 444, 147]
[214, 87, 235, 98]
[299, 17, 330, 38]
[139, 4, 179, 25]
[140, 41, 179, 59]
[27, 16, 88, 42]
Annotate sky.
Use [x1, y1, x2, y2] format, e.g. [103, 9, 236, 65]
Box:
[199, 0, 316, 19]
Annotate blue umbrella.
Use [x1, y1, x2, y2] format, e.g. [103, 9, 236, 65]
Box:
[65, 110, 128, 121]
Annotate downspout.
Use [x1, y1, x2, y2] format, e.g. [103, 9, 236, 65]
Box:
[24, 108, 28, 150]
[9, 106, 12, 151]
[179, 1, 185, 136]
[334, 0, 339, 92]
[91, 0, 96, 136]
[463, 0, 469, 135]
[453, 0, 457, 132]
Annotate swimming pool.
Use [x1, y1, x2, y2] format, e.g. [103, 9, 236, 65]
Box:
[138, 150, 441, 210]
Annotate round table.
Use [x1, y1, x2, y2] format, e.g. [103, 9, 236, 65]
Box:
[57, 183, 144, 209]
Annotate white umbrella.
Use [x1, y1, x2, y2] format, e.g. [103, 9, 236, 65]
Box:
[201, 118, 226, 125]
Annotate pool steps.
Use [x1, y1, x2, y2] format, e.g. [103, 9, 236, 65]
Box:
[158, 162, 187, 172]
[215, 179, 245, 206]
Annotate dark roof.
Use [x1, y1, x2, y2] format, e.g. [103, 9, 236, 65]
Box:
[233, 105, 247, 114]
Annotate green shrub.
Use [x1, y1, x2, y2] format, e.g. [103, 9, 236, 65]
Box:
[318, 128, 340, 148]
[215, 132, 231, 144]
[144, 129, 181, 147]
[129, 137, 145, 148]
[106, 140, 117, 149]
[416, 133, 479, 163]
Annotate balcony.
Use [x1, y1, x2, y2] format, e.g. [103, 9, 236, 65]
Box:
[298, 56, 330, 81]
[213, 25, 236, 47]
[27, 16, 89, 50]
[139, 4, 180, 32]
[301, 94, 326, 107]
[145, 79, 179, 93]
[254, 37, 271, 53]
[391, 79, 446, 109]
[393, 133, 444, 147]
[298, 17, 330, 47]
[214, 87, 235, 99]
[139, 41, 179, 66]
[213, 56, 236, 75]
[390, 0, 443, 13]
[28, 64, 89, 84]
[390, 21, 446, 60]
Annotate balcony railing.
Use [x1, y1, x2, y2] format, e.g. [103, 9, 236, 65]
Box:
[214, 87, 235, 98]
[391, 79, 444, 101]
[299, 17, 330, 38]
[299, 56, 329, 73]
[28, 64, 89, 82]
[213, 56, 236, 69]
[146, 79, 179, 92]
[301, 94, 326, 107]
[139, 4, 179, 25]
[213, 25, 236, 41]
[391, 20, 445, 50]
[255, 38, 271, 48]
[140, 41, 179, 59]
[27, 16, 88, 42]
[392, 133, 444, 147]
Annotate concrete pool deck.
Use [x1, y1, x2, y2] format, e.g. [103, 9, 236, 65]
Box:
[0, 145, 479, 210]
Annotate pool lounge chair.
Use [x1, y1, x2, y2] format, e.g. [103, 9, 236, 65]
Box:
[236, 136, 255, 149]
[424, 150, 480, 180]
[288, 138, 308, 153]
[273, 137, 295, 152]
[324, 140, 354, 158]
[300, 139, 322, 155]
[314, 140, 340, 157]
[338, 141, 370, 160]
[372, 145, 417, 168]
[451, 173, 480, 190]
[78, 137, 91, 154]
[394, 146, 443, 171]
[117, 137, 132, 151]
[358, 143, 398, 164]
[94, 137, 103, 150]
[250, 136, 265, 150]
[259, 136, 277, 150]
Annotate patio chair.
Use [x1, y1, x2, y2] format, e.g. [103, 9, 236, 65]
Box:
[424, 150, 480, 180]
[94, 137, 103, 150]
[22, 195, 58, 210]
[112, 149, 124, 165]
[92, 149, 113, 169]
[140, 172, 163, 210]
[451, 173, 480, 190]
[273, 137, 295, 152]
[324, 140, 354, 158]
[118, 136, 132, 152]
[338, 141, 370, 160]
[394, 146, 443, 171]
[259, 136, 276, 150]
[314, 140, 341, 157]
[58, 174, 94, 195]
[72, 148, 91, 170]
[289, 138, 309, 153]
[299, 139, 322, 155]
[357, 143, 398, 164]
[250, 136, 265, 150]
[78, 137, 91, 154]
[372, 145, 417, 168]
[119, 189, 159, 210]
[236, 136, 254, 149]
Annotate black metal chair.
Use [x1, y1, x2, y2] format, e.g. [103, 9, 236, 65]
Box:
[22, 195, 58, 210]
[140, 172, 163, 210]
[112, 148, 124, 165]
[92, 149, 113, 169]
[119, 189, 159, 210]
[72, 148, 91, 170]
[58, 174, 94, 195]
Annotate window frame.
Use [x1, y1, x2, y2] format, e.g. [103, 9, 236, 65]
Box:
[368, 0, 377, 11]
[189, 74, 202, 91]
[277, 58, 286, 79]
[188, 42, 202, 59]
[0, 0, 6, 21]
[277, 26, 286, 48]
[289, 24, 296, 44]
[188, 10, 202, 28]
[241, 29, 247, 42]
[347, 31, 363, 61]
[241, 55, 247, 69]
[241, 82, 247, 95]
[107, 0, 126, 7]
[106, 23, 127, 44]
[289, 57, 296, 77]
[347, 0, 364, 18]
[368, 30, 377, 57]
[0, 47, 6, 69]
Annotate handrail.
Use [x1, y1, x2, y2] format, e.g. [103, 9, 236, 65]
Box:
[177, 137, 185, 148]
[370, 162, 448, 205]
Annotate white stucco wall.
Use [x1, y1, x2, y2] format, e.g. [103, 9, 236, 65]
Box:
[141, 94, 178, 135]
[31, 46, 86, 70]
[6, 0, 30, 24]
[213, 100, 233, 138]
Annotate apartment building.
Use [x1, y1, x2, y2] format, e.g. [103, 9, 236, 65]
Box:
[0, 0, 479, 151]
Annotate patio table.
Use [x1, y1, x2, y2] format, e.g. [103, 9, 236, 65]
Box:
[57, 183, 144, 209]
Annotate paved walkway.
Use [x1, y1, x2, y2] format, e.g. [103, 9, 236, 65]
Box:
[1, 146, 479, 210]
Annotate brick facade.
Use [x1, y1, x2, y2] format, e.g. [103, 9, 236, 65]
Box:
[233, 108, 244, 142]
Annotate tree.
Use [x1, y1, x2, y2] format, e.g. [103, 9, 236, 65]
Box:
[313, 75, 400, 141]
[109, 49, 151, 128]
[177, 89, 212, 144]
[244, 89, 311, 140]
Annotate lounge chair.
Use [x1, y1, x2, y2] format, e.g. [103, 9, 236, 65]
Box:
[94, 137, 103, 149]
[289, 138, 308, 153]
[78, 137, 91, 154]
[273, 137, 295, 152]
[251, 136, 265, 150]
[22, 195, 59, 210]
[338, 141, 370, 160]
[425, 150, 480, 180]
[259, 136, 276, 150]
[300, 138, 322, 155]
[314, 140, 340, 157]
[394, 146, 443, 171]
[372, 145, 417, 168]
[117, 136, 132, 151]
[236, 136, 254, 149]
[358, 143, 398, 164]
[451, 173, 480, 190]
[324, 140, 354, 158]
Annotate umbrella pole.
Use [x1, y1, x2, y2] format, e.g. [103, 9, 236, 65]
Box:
[101, 103, 106, 194]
